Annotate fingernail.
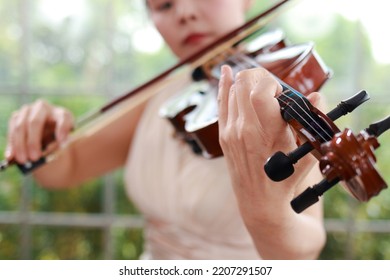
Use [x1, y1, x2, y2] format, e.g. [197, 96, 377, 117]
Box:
[221, 65, 229, 74]
[57, 134, 64, 144]
[30, 150, 40, 161]
[17, 154, 27, 163]
[4, 148, 12, 159]
[57, 130, 68, 144]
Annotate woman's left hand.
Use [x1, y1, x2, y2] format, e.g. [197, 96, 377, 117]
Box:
[217, 65, 320, 219]
[217, 65, 326, 259]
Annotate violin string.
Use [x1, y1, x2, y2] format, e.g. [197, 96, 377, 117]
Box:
[275, 88, 333, 141]
[228, 53, 331, 142]
[231, 53, 316, 120]
[230, 53, 315, 116]
[274, 94, 331, 141]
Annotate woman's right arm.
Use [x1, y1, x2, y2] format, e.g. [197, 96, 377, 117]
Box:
[5, 99, 147, 189]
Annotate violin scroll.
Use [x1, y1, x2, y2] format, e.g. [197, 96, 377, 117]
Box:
[290, 115, 390, 213]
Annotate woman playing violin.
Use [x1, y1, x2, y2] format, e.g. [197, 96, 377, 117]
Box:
[4, 0, 326, 259]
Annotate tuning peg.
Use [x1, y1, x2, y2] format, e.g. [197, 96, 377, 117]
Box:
[264, 142, 312, 182]
[327, 90, 369, 120]
[290, 178, 339, 213]
[365, 115, 390, 137]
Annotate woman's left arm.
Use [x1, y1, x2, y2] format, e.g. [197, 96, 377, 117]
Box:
[218, 65, 326, 259]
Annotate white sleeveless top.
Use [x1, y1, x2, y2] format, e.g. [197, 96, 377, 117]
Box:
[124, 75, 260, 259]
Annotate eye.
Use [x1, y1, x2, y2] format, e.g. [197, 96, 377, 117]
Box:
[157, 1, 173, 11]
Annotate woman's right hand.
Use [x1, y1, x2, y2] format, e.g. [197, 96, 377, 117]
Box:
[5, 99, 74, 164]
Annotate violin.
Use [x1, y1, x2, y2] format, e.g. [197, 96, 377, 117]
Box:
[1, 0, 389, 214]
[159, 31, 390, 213]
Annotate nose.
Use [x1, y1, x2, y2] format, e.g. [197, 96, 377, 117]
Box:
[175, 1, 197, 24]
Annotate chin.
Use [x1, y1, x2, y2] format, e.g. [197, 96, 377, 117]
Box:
[178, 45, 209, 61]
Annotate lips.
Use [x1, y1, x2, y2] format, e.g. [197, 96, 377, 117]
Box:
[183, 33, 209, 45]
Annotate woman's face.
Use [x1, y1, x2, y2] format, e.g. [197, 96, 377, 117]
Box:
[147, 0, 252, 60]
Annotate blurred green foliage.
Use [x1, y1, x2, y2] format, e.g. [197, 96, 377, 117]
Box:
[0, 0, 390, 260]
